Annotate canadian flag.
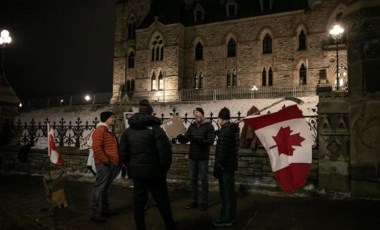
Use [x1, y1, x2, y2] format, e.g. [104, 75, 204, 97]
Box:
[244, 105, 313, 192]
[47, 124, 64, 166]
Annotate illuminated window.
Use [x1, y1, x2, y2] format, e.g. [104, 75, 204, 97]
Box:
[151, 72, 157, 90]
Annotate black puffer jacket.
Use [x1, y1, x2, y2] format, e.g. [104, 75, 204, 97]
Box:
[119, 112, 172, 178]
[178, 119, 215, 160]
[215, 122, 239, 171]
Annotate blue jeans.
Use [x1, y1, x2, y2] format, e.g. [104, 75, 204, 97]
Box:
[189, 159, 209, 204]
[91, 164, 119, 216]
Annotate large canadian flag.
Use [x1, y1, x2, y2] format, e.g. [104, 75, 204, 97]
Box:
[47, 124, 64, 166]
[244, 105, 313, 192]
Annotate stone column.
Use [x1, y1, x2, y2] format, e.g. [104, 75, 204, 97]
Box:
[343, 0, 380, 198]
[317, 92, 350, 193]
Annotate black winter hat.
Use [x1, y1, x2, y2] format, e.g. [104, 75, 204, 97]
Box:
[100, 111, 114, 122]
[138, 99, 154, 115]
[218, 107, 230, 120]
[193, 107, 205, 116]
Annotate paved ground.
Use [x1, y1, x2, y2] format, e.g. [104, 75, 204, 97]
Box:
[0, 174, 380, 230]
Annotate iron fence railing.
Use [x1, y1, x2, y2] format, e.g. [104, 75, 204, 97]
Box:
[180, 85, 316, 101]
[14, 108, 318, 148]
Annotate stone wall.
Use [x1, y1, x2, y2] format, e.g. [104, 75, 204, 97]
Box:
[0, 144, 319, 190]
[112, 0, 348, 103]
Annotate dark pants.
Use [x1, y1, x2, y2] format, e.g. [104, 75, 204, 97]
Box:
[189, 159, 209, 204]
[132, 175, 176, 230]
[218, 171, 236, 222]
[91, 164, 119, 216]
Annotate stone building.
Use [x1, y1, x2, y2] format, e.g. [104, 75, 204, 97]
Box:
[111, 0, 348, 103]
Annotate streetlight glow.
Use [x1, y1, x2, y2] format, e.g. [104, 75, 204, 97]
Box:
[84, 95, 91, 101]
[0, 29, 12, 45]
[329, 23, 344, 90]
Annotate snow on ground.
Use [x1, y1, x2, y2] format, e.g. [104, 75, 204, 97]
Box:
[15, 96, 318, 124]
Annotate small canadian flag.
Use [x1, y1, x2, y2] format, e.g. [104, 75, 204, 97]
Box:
[244, 105, 313, 192]
[47, 123, 64, 166]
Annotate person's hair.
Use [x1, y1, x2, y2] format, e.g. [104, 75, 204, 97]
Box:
[100, 111, 114, 122]
[138, 99, 153, 115]
[218, 107, 230, 120]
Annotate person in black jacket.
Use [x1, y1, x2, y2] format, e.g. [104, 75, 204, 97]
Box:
[119, 100, 176, 230]
[177, 107, 215, 211]
[213, 107, 239, 228]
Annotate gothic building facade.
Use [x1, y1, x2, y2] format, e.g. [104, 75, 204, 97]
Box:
[111, 0, 348, 103]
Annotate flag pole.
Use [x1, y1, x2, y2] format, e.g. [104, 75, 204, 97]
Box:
[47, 123, 51, 180]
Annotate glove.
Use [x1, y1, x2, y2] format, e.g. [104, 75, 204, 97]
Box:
[176, 134, 187, 144]
[213, 164, 223, 179]
[215, 130, 220, 136]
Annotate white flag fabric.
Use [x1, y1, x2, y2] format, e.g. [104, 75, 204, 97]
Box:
[47, 124, 64, 166]
[244, 105, 313, 192]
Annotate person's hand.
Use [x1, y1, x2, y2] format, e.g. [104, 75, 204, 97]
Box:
[176, 134, 187, 143]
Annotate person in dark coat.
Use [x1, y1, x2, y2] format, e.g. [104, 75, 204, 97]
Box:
[177, 107, 215, 211]
[213, 107, 239, 228]
[119, 100, 176, 230]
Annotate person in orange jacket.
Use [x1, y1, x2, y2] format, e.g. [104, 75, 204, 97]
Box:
[90, 111, 120, 222]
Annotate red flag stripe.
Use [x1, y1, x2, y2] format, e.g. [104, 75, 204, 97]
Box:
[244, 105, 304, 130]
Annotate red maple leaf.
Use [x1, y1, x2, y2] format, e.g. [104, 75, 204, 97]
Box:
[270, 126, 305, 156]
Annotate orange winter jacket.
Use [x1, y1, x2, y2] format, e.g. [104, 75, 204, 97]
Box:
[92, 124, 119, 165]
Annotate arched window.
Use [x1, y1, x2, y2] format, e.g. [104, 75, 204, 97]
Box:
[194, 72, 203, 89]
[158, 71, 164, 90]
[127, 52, 135, 68]
[268, 67, 273, 86]
[262, 68, 267, 86]
[226, 70, 231, 87]
[151, 35, 164, 61]
[195, 42, 203, 60]
[128, 16, 136, 40]
[298, 30, 306, 50]
[263, 33, 272, 54]
[151, 72, 157, 90]
[299, 64, 307, 85]
[227, 38, 236, 57]
[232, 69, 237, 87]
[160, 46, 164, 60]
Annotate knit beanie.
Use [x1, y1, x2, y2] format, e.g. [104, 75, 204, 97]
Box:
[193, 107, 205, 116]
[218, 107, 230, 120]
[138, 99, 153, 115]
[100, 111, 114, 122]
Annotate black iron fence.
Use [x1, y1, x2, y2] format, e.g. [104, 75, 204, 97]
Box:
[14, 108, 318, 148]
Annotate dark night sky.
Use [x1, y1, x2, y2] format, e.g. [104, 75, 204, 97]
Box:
[0, 0, 115, 99]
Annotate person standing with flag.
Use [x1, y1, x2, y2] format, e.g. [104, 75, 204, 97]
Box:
[90, 111, 120, 222]
[213, 107, 239, 228]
